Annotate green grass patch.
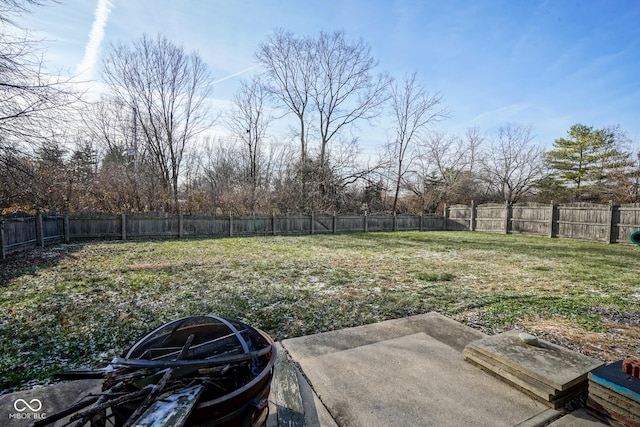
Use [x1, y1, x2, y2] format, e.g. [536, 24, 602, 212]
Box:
[1, 231, 639, 392]
[416, 272, 456, 282]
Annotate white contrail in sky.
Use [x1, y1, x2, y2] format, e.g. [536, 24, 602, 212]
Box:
[211, 65, 260, 85]
[76, 0, 113, 80]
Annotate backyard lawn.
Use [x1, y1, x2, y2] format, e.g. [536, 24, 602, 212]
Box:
[1, 231, 639, 393]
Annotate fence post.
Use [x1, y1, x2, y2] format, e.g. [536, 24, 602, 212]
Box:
[272, 212, 276, 236]
[310, 212, 315, 235]
[284, 212, 289, 234]
[332, 212, 337, 234]
[470, 200, 476, 231]
[503, 203, 511, 234]
[443, 204, 448, 231]
[548, 202, 556, 238]
[36, 212, 44, 248]
[393, 212, 398, 232]
[229, 214, 233, 237]
[0, 218, 5, 260]
[64, 214, 70, 243]
[179, 214, 184, 239]
[419, 213, 423, 232]
[364, 212, 368, 232]
[121, 213, 127, 240]
[607, 200, 615, 244]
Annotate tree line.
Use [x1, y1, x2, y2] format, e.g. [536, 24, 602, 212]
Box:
[2, 2, 639, 216]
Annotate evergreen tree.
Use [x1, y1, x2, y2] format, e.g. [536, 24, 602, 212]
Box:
[545, 124, 630, 202]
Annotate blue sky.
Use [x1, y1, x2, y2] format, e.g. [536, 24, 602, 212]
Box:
[19, 0, 640, 150]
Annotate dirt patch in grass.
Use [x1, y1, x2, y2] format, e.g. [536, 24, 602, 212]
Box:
[1, 232, 639, 393]
[520, 315, 640, 361]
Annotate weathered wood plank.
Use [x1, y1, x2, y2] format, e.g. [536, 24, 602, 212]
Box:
[133, 385, 204, 427]
[273, 349, 306, 427]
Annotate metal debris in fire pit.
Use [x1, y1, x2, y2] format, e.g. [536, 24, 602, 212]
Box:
[37, 315, 276, 427]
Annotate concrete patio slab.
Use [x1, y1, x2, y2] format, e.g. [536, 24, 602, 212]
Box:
[282, 312, 559, 427]
[464, 330, 604, 392]
[463, 330, 606, 409]
[546, 408, 605, 426]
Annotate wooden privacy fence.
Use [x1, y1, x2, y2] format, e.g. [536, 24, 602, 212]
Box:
[2, 204, 640, 259]
[0, 214, 66, 258]
[1, 212, 444, 258]
[446, 202, 640, 244]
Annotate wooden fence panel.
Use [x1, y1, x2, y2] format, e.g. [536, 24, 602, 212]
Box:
[510, 204, 551, 236]
[126, 214, 180, 239]
[69, 214, 121, 239]
[2, 217, 36, 251]
[422, 214, 446, 230]
[42, 215, 64, 244]
[182, 215, 229, 237]
[366, 214, 395, 232]
[232, 215, 273, 236]
[312, 214, 334, 233]
[396, 214, 420, 231]
[556, 204, 610, 242]
[274, 214, 311, 235]
[335, 214, 364, 232]
[475, 204, 505, 232]
[447, 205, 471, 230]
[615, 205, 640, 244]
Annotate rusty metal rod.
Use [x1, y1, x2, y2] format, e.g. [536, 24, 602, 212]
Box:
[110, 344, 272, 369]
[121, 334, 195, 427]
[30, 396, 99, 427]
[67, 388, 150, 426]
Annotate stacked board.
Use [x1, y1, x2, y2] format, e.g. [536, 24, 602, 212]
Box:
[588, 361, 640, 427]
[463, 330, 604, 409]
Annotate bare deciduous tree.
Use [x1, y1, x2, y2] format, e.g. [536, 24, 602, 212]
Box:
[410, 129, 482, 212]
[481, 123, 546, 204]
[256, 30, 314, 163]
[310, 31, 391, 170]
[0, 0, 81, 210]
[83, 96, 155, 212]
[101, 34, 213, 212]
[256, 30, 390, 212]
[226, 76, 272, 211]
[0, 1, 77, 145]
[387, 72, 448, 213]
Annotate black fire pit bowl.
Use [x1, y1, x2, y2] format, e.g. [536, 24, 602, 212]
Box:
[110, 315, 276, 427]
